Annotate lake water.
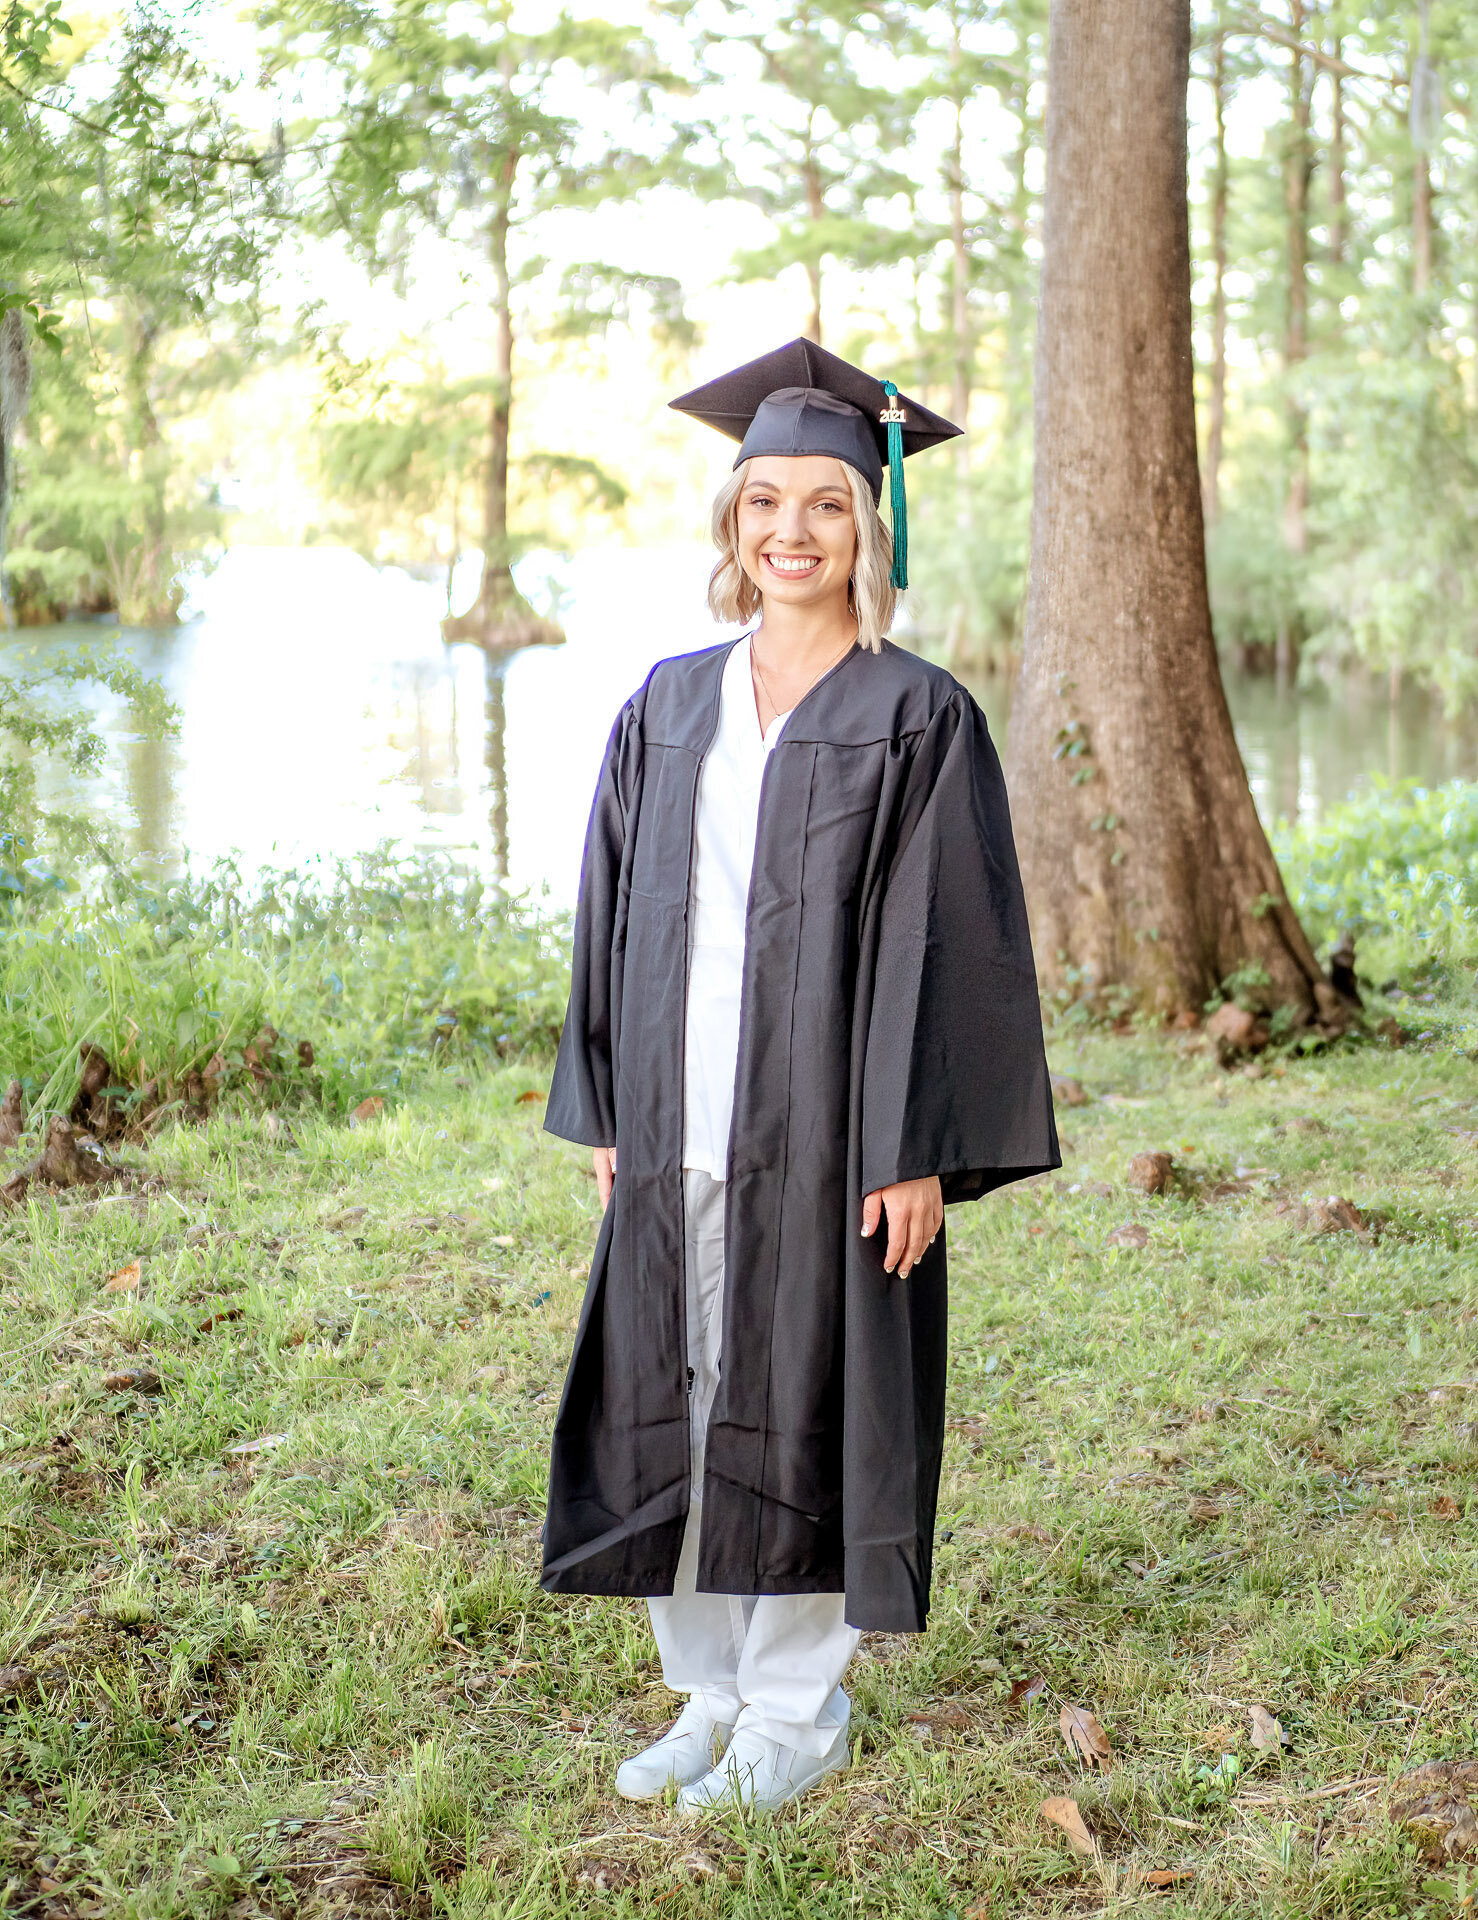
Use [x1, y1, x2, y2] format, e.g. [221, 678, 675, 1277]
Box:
[5, 543, 1475, 911]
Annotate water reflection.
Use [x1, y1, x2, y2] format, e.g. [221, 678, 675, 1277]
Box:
[3, 542, 1475, 911]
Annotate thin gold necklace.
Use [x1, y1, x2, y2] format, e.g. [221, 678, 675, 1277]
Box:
[749, 627, 857, 723]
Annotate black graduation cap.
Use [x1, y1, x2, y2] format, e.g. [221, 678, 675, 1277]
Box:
[669, 338, 962, 591]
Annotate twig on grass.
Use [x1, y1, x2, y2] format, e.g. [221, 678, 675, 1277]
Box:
[1236, 1775, 1383, 1808]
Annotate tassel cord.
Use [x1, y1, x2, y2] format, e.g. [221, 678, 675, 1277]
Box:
[882, 379, 908, 592]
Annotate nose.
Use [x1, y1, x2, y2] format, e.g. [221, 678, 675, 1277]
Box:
[773, 499, 810, 545]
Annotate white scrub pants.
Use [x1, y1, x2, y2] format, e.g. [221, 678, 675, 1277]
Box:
[647, 1170, 860, 1758]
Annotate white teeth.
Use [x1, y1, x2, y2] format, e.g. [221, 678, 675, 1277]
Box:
[766, 555, 819, 573]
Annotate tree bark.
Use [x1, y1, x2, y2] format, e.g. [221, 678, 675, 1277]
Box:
[1203, 30, 1228, 527]
[947, 23, 970, 442]
[444, 145, 561, 651]
[1003, 55, 1034, 439]
[943, 32, 974, 674]
[1328, 39, 1347, 266]
[0, 310, 32, 628]
[1004, 0, 1327, 1022]
[1279, 1, 1312, 694]
[1413, 148, 1433, 295]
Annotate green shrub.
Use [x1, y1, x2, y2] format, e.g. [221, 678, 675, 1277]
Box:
[1274, 777, 1478, 979]
[0, 847, 571, 1122]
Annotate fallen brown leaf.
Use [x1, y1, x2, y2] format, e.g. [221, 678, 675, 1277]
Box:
[1010, 1673, 1047, 1708]
[197, 1307, 245, 1334]
[1433, 1494, 1462, 1520]
[1250, 1705, 1287, 1753]
[1002, 1523, 1055, 1545]
[1061, 1703, 1111, 1771]
[1040, 1796, 1096, 1858]
[349, 1096, 384, 1126]
[103, 1260, 141, 1294]
[1142, 1868, 1194, 1888]
[516, 1088, 546, 1104]
[1106, 1222, 1150, 1249]
[102, 1366, 160, 1395]
[1188, 1495, 1226, 1523]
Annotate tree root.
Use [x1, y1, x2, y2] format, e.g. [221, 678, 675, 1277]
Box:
[1, 1117, 130, 1208]
[442, 571, 564, 652]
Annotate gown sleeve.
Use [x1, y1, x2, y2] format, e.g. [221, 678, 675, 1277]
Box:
[859, 690, 1060, 1204]
[544, 701, 641, 1149]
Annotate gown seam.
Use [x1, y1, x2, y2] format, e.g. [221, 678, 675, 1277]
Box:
[748, 739, 819, 1586]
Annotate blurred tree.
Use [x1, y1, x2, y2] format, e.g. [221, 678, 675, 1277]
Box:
[267, 0, 680, 651]
[683, 0, 913, 345]
[316, 361, 627, 603]
[1006, 0, 1327, 1018]
[1, 3, 282, 624]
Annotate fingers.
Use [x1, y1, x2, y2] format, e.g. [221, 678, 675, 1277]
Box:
[899, 1204, 931, 1278]
[884, 1200, 909, 1275]
[860, 1191, 883, 1239]
[593, 1147, 615, 1213]
[881, 1187, 945, 1277]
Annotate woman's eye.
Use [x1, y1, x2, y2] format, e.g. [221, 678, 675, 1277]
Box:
[747, 495, 775, 509]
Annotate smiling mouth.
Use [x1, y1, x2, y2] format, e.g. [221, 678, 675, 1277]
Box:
[763, 553, 821, 576]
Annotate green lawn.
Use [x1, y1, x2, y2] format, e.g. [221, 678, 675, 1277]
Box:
[1, 1029, 1476, 1917]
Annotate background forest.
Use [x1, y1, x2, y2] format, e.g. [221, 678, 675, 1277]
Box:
[1, 0, 1475, 697]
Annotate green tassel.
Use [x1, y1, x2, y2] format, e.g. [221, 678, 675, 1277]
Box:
[881, 379, 908, 591]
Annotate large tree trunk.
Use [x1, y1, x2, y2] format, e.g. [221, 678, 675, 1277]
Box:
[1003, 0, 1328, 1023]
[1202, 30, 1229, 527]
[444, 147, 561, 653]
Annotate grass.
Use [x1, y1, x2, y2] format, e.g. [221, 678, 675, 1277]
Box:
[1, 1020, 1477, 1918]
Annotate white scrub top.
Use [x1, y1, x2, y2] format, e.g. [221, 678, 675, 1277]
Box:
[682, 638, 791, 1180]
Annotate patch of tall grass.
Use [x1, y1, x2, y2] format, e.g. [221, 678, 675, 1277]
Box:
[0, 848, 570, 1121]
[1274, 777, 1478, 980]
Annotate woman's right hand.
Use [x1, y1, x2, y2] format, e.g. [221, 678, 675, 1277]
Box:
[593, 1146, 617, 1212]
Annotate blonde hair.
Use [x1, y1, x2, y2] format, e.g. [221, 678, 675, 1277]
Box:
[706, 458, 897, 652]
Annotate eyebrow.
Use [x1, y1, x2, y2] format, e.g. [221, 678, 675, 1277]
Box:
[744, 476, 850, 500]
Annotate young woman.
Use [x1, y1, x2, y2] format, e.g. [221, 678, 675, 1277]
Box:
[541, 339, 1058, 1814]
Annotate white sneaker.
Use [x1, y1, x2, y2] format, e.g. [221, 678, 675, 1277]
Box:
[675, 1719, 851, 1815]
[615, 1701, 735, 1801]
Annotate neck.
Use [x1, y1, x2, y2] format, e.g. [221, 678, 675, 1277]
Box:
[754, 592, 857, 668]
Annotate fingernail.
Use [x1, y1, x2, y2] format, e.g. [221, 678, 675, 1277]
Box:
[860, 1225, 872, 1236]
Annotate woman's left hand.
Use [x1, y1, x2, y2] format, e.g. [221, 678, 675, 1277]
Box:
[861, 1176, 944, 1278]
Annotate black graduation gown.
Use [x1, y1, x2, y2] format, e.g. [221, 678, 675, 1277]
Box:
[540, 637, 1059, 1632]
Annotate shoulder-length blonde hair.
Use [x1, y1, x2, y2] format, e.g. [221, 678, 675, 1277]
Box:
[706, 458, 897, 652]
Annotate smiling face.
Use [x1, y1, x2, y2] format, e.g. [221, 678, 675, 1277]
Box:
[735, 455, 860, 615]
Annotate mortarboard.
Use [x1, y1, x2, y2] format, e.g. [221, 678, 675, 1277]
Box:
[669, 337, 962, 592]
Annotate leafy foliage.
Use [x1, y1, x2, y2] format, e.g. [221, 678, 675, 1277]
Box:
[0, 848, 571, 1119]
[1274, 778, 1478, 976]
[0, 638, 176, 861]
